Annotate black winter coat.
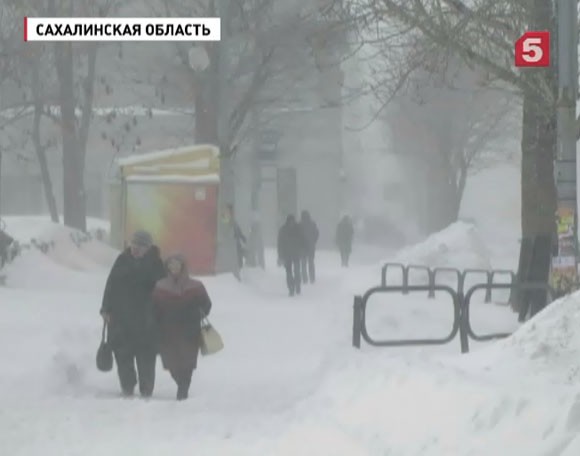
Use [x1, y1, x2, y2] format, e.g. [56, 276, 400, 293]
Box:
[300, 218, 319, 255]
[336, 218, 354, 251]
[101, 246, 166, 348]
[278, 221, 306, 262]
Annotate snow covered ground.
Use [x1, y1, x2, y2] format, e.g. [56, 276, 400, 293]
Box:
[2, 166, 580, 455]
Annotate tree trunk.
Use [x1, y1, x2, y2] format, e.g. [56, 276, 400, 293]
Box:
[54, 42, 86, 232]
[30, 60, 59, 223]
[194, 72, 218, 144]
[32, 108, 59, 223]
[520, 89, 557, 238]
[425, 152, 462, 233]
[514, 0, 557, 313]
[0, 150, 3, 215]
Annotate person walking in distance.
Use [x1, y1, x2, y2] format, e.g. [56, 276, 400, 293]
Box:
[100, 230, 165, 398]
[336, 214, 354, 267]
[152, 254, 212, 401]
[277, 215, 305, 296]
[299, 210, 319, 284]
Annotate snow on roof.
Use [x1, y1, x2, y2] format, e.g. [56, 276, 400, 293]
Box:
[130, 158, 211, 172]
[126, 174, 219, 184]
[117, 144, 219, 167]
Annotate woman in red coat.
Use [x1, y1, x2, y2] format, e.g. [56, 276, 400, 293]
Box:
[152, 255, 212, 400]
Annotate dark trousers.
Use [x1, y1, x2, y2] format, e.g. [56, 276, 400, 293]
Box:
[113, 343, 156, 397]
[284, 258, 301, 296]
[301, 252, 316, 283]
[170, 366, 195, 400]
[340, 248, 351, 267]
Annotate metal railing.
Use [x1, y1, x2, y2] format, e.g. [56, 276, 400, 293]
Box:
[352, 284, 461, 349]
[354, 263, 554, 353]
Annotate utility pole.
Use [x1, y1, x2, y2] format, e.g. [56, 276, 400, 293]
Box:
[553, 0, 579, 293]
[214, 0, 238, 277]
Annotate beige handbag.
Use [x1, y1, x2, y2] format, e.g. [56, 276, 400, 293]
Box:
[200, 314, 224, 356]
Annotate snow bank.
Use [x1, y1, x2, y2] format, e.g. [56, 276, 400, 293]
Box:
[457, 291, 580, 386]
[393, 221, 491, 270]
[343, 221, 492, 294]
[269, 352, 578, 456]
[3, 216, 109, 241]
[267, 293, 580, 455]
[1, 216, 117, 290]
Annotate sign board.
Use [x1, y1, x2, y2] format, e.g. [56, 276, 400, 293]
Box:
[550, 206, 578, 292]
[515, 30, 551, 67]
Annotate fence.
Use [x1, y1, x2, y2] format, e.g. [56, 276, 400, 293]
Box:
[380, 262, 515, 304]
[354, 262, 554, 353]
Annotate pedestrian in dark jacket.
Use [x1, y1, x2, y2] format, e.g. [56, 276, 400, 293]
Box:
[100, 230, 165, 398]
[336, 215, 354, 267]
[278, 215, 305, 296]
[299, 210, 319, 284]
[152, 254, 212, 401]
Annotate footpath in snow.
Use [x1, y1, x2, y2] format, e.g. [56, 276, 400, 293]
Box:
[1, 217, 580, 455]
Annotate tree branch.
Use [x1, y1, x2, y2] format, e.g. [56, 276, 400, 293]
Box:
[78, 42, 98, 154]
[376, 0, 550, 104]
[227, 48, 274, 150]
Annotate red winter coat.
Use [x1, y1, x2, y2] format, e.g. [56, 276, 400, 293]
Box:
[152, 271, 212, 373]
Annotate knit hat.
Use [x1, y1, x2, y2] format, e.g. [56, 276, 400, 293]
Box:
[131, 230, 153, 248]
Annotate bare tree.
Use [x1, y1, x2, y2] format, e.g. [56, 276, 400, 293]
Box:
[387, 53, 515, 233]
[152, 0, 331, 152]
[45, 0, 113, 231]
[347, 0, 556, 293]
[28, 49, 60, 222]
[5, 0, 120, 231]
[0, 3, 29, 215]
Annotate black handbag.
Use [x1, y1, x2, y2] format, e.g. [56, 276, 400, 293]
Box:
[96, 322, 113, 372]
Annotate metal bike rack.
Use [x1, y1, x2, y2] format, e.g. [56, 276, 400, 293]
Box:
[353, 284, 461, 350]
[490, 269, 517, 305]
[461, 268, 492, 303]
[461, 282, 555, 352]
[405, 264, 435, 298]
[432, 267, 462, 294]
[380, 262, 407, 292]
[354, 261, 553, 354]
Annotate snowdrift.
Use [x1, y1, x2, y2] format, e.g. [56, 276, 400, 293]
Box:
[1, 217, 118, 291]
[463, 291, 580, 386]
[267, 293, 580, 455]
[393, 221, 491, 270]
[344, 221, 492, 294]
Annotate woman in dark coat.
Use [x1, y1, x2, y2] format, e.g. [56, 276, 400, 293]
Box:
[152, 254, 212, 400]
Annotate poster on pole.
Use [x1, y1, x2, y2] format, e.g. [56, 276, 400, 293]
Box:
[550, 207, 578, 292]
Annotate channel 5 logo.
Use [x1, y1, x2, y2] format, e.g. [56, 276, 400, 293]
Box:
[515, 31, 550, 67]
